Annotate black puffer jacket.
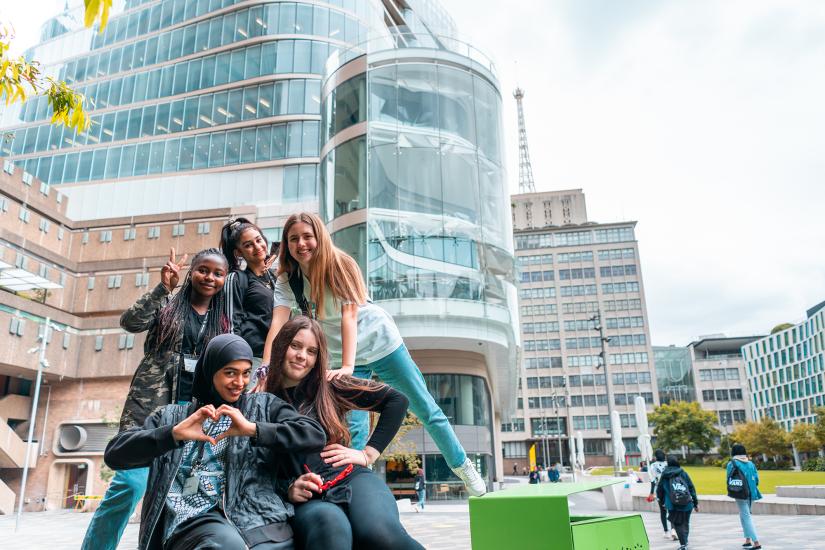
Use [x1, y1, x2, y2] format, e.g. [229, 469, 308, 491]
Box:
[104, 393, 325, 550]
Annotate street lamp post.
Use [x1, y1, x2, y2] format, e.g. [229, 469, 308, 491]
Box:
[15, 317, 53, 532]
[590, 311, 621, 476]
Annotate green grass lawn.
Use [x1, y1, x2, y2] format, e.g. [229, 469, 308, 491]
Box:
[588, 465, 825, 494]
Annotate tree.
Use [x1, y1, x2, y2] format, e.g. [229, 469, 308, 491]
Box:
[770, 323, 794, 334]
[0, 1, 112, 131]
[731, 417, 791, 459]
[790, 422, 821, 454]
[648, 401, 720, 458]
[814, 407, 825, 449]
[382, 412, 423, 474]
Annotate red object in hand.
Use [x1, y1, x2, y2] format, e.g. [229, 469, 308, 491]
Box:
[646, 494, 656, 503]
[303, 464, 354, 492]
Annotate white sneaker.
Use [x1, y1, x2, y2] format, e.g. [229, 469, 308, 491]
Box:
[671, 530, 678, 541]
[663, 533, 672, 540]
[451, 458, 487, 496]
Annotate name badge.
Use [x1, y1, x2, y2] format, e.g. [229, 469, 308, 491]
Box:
[182, 474, 200, 496]
[183, 355, 198, 373]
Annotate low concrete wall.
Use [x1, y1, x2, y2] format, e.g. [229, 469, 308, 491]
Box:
[776, 485, 825, 499]
[631, 494, 825, 515]
[0, 477, 14, 515]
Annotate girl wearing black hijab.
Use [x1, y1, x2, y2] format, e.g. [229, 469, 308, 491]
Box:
[104, 334, 326, 550]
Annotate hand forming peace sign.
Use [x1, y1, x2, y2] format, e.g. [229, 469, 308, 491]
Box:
[161, 247, 188, 292]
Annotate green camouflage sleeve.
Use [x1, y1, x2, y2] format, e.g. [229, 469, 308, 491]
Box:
[120, 283, 170, 333]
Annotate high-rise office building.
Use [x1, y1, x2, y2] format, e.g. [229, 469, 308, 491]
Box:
[0, 0, 516, 510]
[742, 302, 825, 430]
[503, 189, 657, 469]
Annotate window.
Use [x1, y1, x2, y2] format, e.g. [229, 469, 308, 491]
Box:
[18, 207, 31, 223]
[14, 253, 27, 269]
[702, 389, 715, 401]
[715, 389, 730, 401]
[197, 222, 211, 234]
[87, 276, 95, 290]
[733, 410, 747, 423]
[22, 171, 33, 185]
[503, 441, 528, 458]
[719, 410, 733, 426]
[3, 160, 14, 174]
[123, 228, 137, 240]
[99, 230, 112, 243]
[699, 369, 712, 381]
[172, 223, 185, 236]
[9, 317, 25, 336]
[148, 226, 161, 239]
[118, 333, 136, 350]
[57, 227, 64, 240]
[82, 231, 89, 244]
[62, 332, 71, 349]
[730, 388, 743, 400]
[0, 197, 7, 212]
[135, 272, 150, 287]
[107, 275, 123, 289]
[39, 218, 50, 233]
[95, 335, 104, 351]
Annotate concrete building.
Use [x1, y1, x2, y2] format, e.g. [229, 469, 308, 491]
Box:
[742, 302, 825, 431]
[653, 335, 762, 435]
[0, 0, 516, 511]
[503, 189, 657, 470]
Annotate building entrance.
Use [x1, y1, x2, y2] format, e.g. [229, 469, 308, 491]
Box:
[63, 463, 88, 509]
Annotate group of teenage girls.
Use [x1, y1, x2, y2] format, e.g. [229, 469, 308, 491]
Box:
[81, 212, 486, 550]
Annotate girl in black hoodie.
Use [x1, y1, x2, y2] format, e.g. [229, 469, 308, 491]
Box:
[656, 455, 699, 550]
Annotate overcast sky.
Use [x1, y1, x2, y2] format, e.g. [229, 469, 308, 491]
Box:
[5, 1, 825, 345]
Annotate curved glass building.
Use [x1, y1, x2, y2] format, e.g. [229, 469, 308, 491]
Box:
[320, 13, 519, 495]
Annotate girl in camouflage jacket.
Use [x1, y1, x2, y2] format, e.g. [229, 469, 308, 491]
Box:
[82, 248, 230, 550]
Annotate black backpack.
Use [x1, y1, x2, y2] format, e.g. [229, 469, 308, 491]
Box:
[288, 268, 312, 318]
[727, 462, 751, 500]
[669, 475, 692, 506]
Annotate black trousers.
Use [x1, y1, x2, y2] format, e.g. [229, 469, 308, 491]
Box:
[668, 510, 692, 546]
[658, 501, 670, 532]
[165, 509, 293, 550]
[291, 472, 424, 550]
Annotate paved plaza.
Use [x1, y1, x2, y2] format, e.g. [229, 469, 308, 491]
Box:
[3, 486, 823, 549]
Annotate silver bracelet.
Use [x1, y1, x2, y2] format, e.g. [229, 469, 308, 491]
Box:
[362, 450, 370, 467]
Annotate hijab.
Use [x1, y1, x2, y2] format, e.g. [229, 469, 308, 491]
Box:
[192, 333, 253, 406]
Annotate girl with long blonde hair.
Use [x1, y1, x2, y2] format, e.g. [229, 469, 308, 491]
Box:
[260, 212, 486, 496]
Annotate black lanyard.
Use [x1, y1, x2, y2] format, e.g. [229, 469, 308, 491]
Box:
[192, 309, 209, 357]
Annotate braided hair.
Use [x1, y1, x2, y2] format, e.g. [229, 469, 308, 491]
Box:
[154, 248, 230, 352]
[219, 217, 268, 272]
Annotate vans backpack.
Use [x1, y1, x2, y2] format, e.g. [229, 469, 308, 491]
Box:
[727, 462, 751, 500]
[669, 476, 691, 506]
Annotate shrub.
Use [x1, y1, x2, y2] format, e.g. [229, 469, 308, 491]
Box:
[803, 457, 825, 472]
[756, 459, 792, 470]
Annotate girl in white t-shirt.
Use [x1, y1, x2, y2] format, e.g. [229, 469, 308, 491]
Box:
[260, 212, 486, 496]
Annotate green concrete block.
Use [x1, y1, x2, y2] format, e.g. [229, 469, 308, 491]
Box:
[469, 481, 649, 550]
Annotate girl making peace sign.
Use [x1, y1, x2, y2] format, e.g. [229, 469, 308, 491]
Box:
[82, 248, 230, 550]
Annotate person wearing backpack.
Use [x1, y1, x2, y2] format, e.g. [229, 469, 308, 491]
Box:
[727, 444, 763, 549]
[656, 455, 698, 550]
[647, 449, 676, 540]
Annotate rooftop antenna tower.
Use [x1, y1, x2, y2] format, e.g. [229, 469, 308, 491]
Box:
[514, 87, 536, 193]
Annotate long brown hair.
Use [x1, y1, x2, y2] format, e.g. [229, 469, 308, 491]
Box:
[264, 316, 379, 445]
[278, 212, 367, 319]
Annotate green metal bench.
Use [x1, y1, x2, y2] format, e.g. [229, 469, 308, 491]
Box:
[469, 480, 649, 550]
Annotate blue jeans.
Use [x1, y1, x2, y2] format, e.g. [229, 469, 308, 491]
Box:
[81, 467, 149, 550]
[349, 344, 466, 469]
[416, 489, 426, 510]
[736, 498, 758, 541]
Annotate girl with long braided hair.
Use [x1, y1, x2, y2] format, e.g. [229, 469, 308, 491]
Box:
[82, 247, 230, 550]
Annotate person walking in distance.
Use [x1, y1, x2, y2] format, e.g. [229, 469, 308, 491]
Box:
[657, 455, 698, 550]
[647, 449, 675, 540]
[414, 468, 426, 512]
[727, 444, 763, 549]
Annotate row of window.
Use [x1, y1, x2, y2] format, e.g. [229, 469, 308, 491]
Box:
[610, 352, 650, 365]
[8, 79, 321, 157]
[698, 367, 741, 381]
[570, 394, 608, 407]
[719, 410, 748, 425]
[524, 357, 563, 369]
[559, 268, 596, 280]
[613, 371, 653, 385]
[523, 322, 559, 334]
[602, 282, 640, 294]
[500, 419, 525, 432]
[599, 264, 637, 277]
[605, 316, 645, 329]
[614, 392, 654, 405]
[701, 388, 744, 401]
[519, 287, 555, 300]
[520, 304, 557, 316]
[571, 414, 638, 430]
[525, 376, 566, 389]
[15, 121, 319, 187]
[527, 396, 566, 409]
[515, 227, 635, 250]
[56, 3, 365, 90]
[524, 334, 647, 352]
[14, 39, 337, 129]
[516, 248, 636, 266]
